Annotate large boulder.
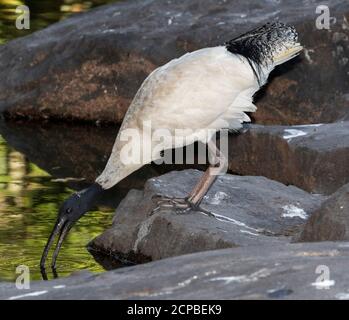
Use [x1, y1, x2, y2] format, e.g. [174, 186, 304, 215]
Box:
[89, 169, 324, 265]
[0, 0, 348, 124]
[296, 183, 349, 242]
[1, 242, 349, 300]
[228, 122, 349, 195]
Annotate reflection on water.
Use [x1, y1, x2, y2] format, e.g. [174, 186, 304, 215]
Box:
[0, 134, 113, 281]
[0, 0, 118, 43]
[0, 0, 121, 281]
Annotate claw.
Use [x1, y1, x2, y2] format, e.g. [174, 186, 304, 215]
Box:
[150, 194, 188, 215]
[150, 194, 216, 218]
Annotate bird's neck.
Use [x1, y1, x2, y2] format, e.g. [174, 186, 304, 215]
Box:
[78, 183, 104, 210]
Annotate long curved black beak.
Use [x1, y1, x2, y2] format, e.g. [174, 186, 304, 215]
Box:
[40, 216, 72, 277]
[40, 184, 104, 279]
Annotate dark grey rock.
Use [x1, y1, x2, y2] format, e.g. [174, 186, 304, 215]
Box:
[296, 183, 349, 242]
[229, 122, 349, 195]
[0, 0, 348, 124]
[89, 169, 324, 264]
[1, 242, 349, 300]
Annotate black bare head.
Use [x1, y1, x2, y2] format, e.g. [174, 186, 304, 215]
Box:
[226, 22, 302, 84]
[40, 183, 104, 274]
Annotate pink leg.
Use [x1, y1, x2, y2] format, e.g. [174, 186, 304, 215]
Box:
[152, 140, 227, 215]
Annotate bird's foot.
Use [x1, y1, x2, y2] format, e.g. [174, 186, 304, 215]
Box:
[151, 194, 216, 218]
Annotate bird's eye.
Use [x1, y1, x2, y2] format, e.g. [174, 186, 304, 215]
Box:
[66, 208, 73, 214]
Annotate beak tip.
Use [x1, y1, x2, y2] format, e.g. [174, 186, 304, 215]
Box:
[40, 216, 73, 277]
[40, 251, 48, 270]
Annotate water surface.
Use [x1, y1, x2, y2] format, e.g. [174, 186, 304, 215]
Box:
[0, 0, 121, 281]
[0, 0, 118, 44]
[0, 133, 115, 281]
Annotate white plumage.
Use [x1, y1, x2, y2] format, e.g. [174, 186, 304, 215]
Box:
[96, 46, 271, 189]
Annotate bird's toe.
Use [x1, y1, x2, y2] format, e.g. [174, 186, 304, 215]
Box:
[150, 194, 190, 215]
[150, 195, 216, 218]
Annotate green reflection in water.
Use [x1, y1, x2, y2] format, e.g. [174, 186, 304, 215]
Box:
[0, 0, 120, 281]
[0, 135, 113, 281]
[0, 0, 118, 43]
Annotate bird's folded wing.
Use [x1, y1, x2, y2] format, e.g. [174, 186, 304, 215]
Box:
[123, 46, 259, 136]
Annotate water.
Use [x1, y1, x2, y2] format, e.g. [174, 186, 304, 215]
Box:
[0, 0, 118, 44]
[0, 131, 115, 281]
[0, 0, 121, 281]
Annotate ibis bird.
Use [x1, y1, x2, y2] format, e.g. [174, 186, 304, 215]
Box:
[40, 22, 302, 271]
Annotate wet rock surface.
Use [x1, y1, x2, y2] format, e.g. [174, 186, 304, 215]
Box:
[1, 242, 349, 300]
[296, 183, 349, 242]
[228, 122, 349, 195]
[0, 0, 348, 124]
[89, 170, 324, 264]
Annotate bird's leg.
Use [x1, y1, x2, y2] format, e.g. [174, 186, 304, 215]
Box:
[151, 140, 227, 217]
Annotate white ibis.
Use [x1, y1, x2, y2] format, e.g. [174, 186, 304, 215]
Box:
[40, 22, 302, 271]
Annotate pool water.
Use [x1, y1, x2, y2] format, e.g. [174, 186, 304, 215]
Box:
[0, 0, 120, 281]
[0, 134, 114, 281]
[0, 0, 118, 43]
